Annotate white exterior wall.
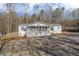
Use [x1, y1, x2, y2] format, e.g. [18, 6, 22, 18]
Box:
[19, 25, 26, 36]
[18, 23, 62, 37]
[53, 26, 62, 33]
[26, 31, 50, 37]
[49, 25, 62, 34]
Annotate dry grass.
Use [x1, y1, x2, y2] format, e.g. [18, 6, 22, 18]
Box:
[0, 32, 79, 56]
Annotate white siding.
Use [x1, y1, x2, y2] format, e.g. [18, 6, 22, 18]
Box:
[53, 26, 62, 33]
[18, 23, 62, 37]
[19, 25, 27, 36]
[49, 25, 62, 34]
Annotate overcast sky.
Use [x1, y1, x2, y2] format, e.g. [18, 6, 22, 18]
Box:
[0, 0, 78, 8]
[0, 0, 79, 15]
[0, 0, 79, 8]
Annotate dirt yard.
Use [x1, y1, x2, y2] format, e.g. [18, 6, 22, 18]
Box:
[0, 32, 79, 56]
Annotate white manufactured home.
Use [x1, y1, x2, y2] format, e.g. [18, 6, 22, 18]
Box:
[18, 22, 62, 37]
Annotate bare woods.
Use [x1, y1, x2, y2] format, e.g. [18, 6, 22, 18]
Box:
[0, 3, 79, 33]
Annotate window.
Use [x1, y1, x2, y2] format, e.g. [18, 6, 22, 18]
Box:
[21, 26, 26, 31]
[58, 27, 60, 29]
[51, 27, 53, 30]
[38, 26, 41, 31]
